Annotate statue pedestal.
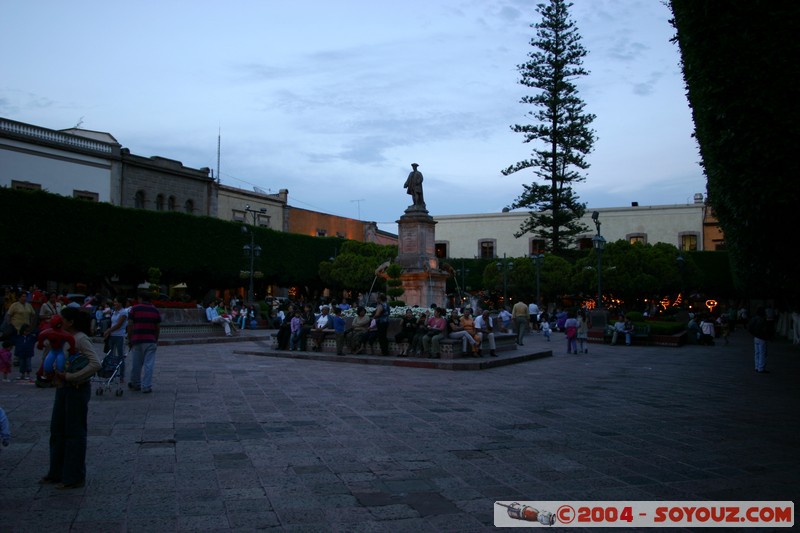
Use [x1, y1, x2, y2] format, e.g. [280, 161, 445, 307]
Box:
[396, 206, 447, 308]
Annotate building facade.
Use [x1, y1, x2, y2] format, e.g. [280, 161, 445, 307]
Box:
[433, 194, 716, 259]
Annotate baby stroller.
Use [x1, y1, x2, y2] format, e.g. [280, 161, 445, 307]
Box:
[94, 349, 126, 397]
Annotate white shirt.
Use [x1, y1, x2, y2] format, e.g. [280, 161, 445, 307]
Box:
[474, 314, 493, 332]
[528, 303, 540, 315]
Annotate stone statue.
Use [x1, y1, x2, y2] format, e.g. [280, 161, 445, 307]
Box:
[403, 163, 425, 207]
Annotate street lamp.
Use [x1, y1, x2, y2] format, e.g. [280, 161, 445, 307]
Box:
[459, 262, 470, 306]
[496, 253, 513, 306]
[242, 205, 266, 304]
[530, 253, 545, 307]
[591, 211, 606, 309]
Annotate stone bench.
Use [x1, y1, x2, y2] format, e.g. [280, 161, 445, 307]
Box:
[270, 316, 518, 359]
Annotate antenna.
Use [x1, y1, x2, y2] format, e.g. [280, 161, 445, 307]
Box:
[216, 126, 221, 184]
[351, 199, 366, 220]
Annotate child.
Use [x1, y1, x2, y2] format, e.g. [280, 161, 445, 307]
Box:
[0, 341, 12, 382]
[14, 324, 37, 381]
[38, 315, 77, 376]
[289, 311, 302, 351]
[541, 320, 552, 341]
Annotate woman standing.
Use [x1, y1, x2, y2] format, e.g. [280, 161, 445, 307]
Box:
[40, 306, 101, 489]
[103, 298, 128, 382]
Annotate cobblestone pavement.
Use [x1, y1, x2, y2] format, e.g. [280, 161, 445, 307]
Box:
[1, 328, 797, 532]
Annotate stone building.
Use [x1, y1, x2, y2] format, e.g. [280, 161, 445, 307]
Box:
[1, 117, 216, 217]
[433, 194, 719, 260]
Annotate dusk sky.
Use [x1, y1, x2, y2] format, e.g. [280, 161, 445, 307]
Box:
[1, 0, 705, 232]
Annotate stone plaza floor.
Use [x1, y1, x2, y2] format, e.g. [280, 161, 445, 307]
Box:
[0, 327, 797, 532]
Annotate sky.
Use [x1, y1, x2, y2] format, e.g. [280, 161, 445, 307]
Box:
[1, 0, 705, 233]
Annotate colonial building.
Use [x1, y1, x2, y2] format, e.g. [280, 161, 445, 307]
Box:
[1, 117, 217, 217]
[1, 116, 397, 246]
[433, 193, 719, 259]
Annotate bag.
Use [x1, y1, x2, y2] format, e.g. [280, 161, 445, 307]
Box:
[566, 326, 577, 339]
[65, 352, 90, 373]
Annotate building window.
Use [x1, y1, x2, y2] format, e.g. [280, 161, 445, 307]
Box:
[316, 228, 327, 237]
[168, 196, 176, 211]
[478, 239, 496, 259]
[11, 180, 41, 191]
[232, 210, 245, 222]
[680, 233, 698, 251]
[184, 199, 194, 214]
[73, 190, 98, 202]
[134, 190, 145, 209]
[156, 194, 165, 211]
[257, 214, 270, 227]
[435, 242, 448, 259]
[628, 233, 647, 245]
[529, 238, 545, 255]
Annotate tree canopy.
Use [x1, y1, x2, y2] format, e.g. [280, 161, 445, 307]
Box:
[670, 0, 800, 300]
[503, 0, 596, 254]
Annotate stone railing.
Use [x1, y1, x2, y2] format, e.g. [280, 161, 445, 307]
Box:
[0, 118, 116, 154]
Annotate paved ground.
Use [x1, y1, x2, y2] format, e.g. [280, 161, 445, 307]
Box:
[1, 327, 797, 532]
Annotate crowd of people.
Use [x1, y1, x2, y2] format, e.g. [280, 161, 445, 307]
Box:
[0, 283, 789, 494]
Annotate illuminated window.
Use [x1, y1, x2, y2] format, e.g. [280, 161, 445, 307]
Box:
[628, 233, 647, 245]
[435, 242, 448, 259]
[680, 233, 698, 251]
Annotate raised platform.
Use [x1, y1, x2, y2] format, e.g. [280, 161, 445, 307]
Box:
[235, 345, 552, 371]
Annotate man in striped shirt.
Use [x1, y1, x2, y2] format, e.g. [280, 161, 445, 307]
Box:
[127, 292, 161, 394]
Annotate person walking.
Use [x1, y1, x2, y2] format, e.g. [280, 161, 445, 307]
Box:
[528, 300, 540, 332]
[39, 306, 101, 489]
[512, 298, 528, 346]
[127, 292, 161, 393]
[748, 306, 771, 373]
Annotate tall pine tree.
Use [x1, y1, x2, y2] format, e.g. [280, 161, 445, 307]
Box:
[503, 0, 596, 254]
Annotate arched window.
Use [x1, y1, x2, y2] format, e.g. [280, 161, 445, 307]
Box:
[168, 196, 176, 211]
[184, 199, 194, 214]
[156, 194, 164, 211]
[134, 190, 145, 209]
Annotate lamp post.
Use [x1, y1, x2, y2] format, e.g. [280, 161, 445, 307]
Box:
[459, 262, 470, 306]
[496, 253, 513, 306]
[591, 211, 606, 309]
[531, 253, 545, 307]
[242, 205, 266, 304]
